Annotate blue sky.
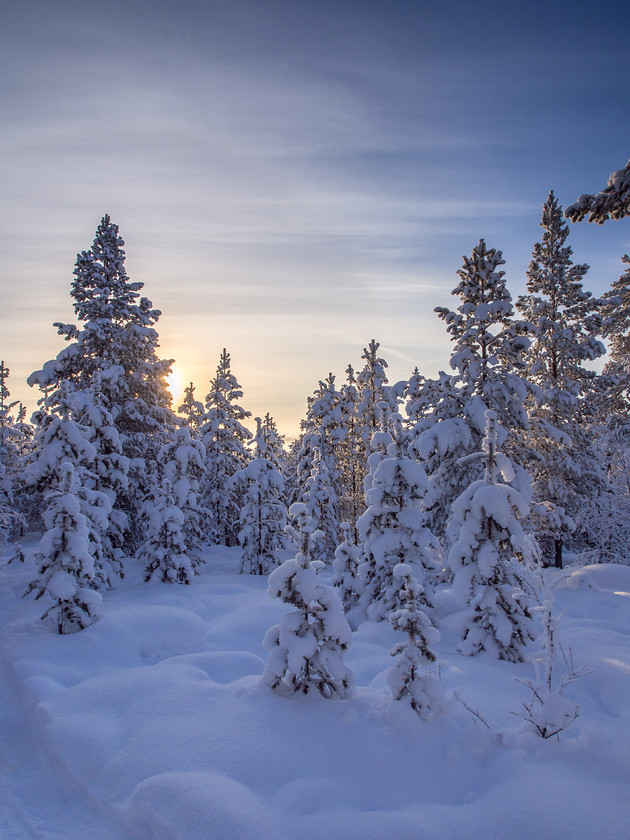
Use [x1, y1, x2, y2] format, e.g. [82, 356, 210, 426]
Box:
[1, 0, 629, 437]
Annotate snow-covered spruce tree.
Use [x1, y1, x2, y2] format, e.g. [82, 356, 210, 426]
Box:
[602, 254, 630, 417]
[413, 240, 533, 548]
[158, 426, 208, 569]
[0, 361, 26, 546]
[262, 502, 353, 698]
[200, 349, 251, 546]
[570, 256, 630, 564]
[565, 159, 630, 224]
[403, 366, 431, 434]
[290, 374, 344, 518]
[27, 215, 176, 549]
[332, 521, 362, 617]
[70, 381, 129, 581]
[356, 340, 395, 445]
[405, 369, 459, 442]
[303, 445, 339, 564]
[177, 382, 205, 434]
[282, 439, 300, 518]
[24, 462, 103, 633]
[405, 370, 470, 549]
[232, 417, 287, 575]
[388, 563, 444, 719]
[352, 341, 398, 501]
[17, 407, 50, 534]
[516, 192, 606, 567]
[261, 413, 286, 472]
[14, 402, 34, 458]
[358, 422, 441, 624]
[447, 411, 538, 663]
[337, 364, 363, 531]
[23, 382, 117, 589]
[363, 407, 397, 498]
[137, 477, 195, 585]
[572, 418, 630, 565]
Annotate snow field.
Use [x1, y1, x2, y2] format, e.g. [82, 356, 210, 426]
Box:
[2, 544, 630, 839]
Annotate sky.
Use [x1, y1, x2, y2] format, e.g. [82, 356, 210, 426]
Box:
[1, 0, 629, 439]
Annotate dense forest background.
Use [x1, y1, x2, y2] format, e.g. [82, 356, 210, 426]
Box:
[1, 164, 629, 656]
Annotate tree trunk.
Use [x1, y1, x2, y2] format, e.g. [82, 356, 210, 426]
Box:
[554, 538, 563, 569]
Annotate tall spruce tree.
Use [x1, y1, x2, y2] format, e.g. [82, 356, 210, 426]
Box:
[232, 418, 287, 575]
[177, 382, 205, 434]
[158, 426, 208, 568]
[261, 413, 286, 472]
[291, 376, 344, 503]
[303, 446, 339, 564]
[516, 192, 606, 566]
[137, 478, 196, 585]
[602, 254, 630, 416]
[337, 364, 363, 532]
[27, 215, 175, 549]
[200, 349, 252, 546]
[577, 255, 630, 563]
[353, 341, 397, 498]
[415, 239, 532, 547]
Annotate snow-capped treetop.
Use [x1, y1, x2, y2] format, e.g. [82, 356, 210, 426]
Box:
[356, 340, 397, 441]
[200, 348, 251, 467]
[178, 383, 205, 433]
[517, 192, 603, 399]
[160, 427, 206, 488]
[203, 349, 251, 432]
[27, 215, 176, 461]
[435, 239, 529, 398]
[306, 374, 345, 447]
[260, 413, 286, 470]
[290, 375, 344, 534]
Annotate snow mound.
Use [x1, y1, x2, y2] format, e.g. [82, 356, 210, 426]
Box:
[554, 563, 630, 594]
[124, 772, 281, 840]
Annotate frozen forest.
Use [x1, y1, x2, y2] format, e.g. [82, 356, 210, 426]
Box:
[2, 184, 630, 839]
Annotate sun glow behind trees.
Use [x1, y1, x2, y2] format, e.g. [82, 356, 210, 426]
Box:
[2, 0, 629, 443]
[166, 365, 184, 407]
